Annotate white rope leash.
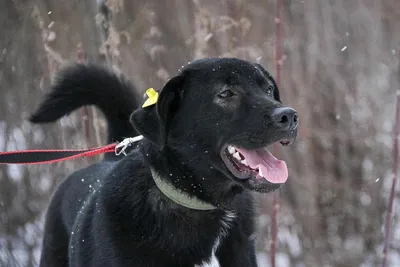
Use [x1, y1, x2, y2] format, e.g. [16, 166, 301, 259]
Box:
[114, 135, 144, 156]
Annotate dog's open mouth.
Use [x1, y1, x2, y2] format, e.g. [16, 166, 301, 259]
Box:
[221, 139, 294, 184]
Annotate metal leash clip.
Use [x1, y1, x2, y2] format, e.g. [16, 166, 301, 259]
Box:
[115, 136, 144, 156]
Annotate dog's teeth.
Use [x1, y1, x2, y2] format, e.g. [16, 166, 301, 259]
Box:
[241, 159, 248, 166]
[228, 146, 236, 154]
[233, 152, 241, 160]
[258, 167, 264, 178]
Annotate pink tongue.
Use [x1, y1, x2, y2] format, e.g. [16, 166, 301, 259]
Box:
[236, 148, 288, 184]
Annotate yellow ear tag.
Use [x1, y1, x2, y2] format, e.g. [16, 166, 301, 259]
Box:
[142, 88, 159, 108]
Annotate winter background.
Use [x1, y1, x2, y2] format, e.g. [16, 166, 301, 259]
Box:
[1, 0, 400, 266]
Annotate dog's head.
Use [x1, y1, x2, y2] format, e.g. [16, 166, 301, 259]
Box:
[131, 57, 298, 195]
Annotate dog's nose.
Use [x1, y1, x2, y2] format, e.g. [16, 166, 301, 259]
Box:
[272, 107, 299, 130]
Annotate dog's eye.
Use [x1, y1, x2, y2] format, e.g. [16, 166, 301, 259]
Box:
[218, 90, 234, 98]
[266, 86, 274, 95]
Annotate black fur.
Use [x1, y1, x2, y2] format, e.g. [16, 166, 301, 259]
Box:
[32, 58, 298, 267]
[30, 65, 139, 145]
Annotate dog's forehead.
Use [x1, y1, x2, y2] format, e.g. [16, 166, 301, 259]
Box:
[184, 58, 259, 74]
[182, 58, 271, 87]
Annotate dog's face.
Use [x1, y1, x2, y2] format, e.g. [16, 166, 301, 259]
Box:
[131, 58, 298, 194]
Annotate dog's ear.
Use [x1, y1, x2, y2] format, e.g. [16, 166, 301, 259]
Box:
[254, 63, 281, 102]
[130, 75, 184, 149]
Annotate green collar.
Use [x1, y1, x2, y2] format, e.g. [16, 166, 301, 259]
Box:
[150, 169, 217, 211]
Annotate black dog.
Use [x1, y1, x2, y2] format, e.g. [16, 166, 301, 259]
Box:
[31, 57, 298, 267]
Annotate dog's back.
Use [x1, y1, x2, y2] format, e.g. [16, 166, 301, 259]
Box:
[31, 64, 140, 267]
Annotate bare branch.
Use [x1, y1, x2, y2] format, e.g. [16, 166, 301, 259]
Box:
[382, 91, 400, 267]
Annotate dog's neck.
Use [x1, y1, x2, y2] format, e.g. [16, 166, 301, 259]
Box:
[150, 168, 216, 210]
[140, 141, 244, 210]
[140, 142, 220, 210]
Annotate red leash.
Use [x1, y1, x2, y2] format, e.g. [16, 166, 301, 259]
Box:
[0, 144, 116, 165]
[0, 136, 143, 165]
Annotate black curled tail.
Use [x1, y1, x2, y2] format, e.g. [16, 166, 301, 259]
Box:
[30, 64, 140, 145]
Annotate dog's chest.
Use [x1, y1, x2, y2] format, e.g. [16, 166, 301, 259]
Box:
[195, 250, 219, 267]
[195, 211, 236, 267]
